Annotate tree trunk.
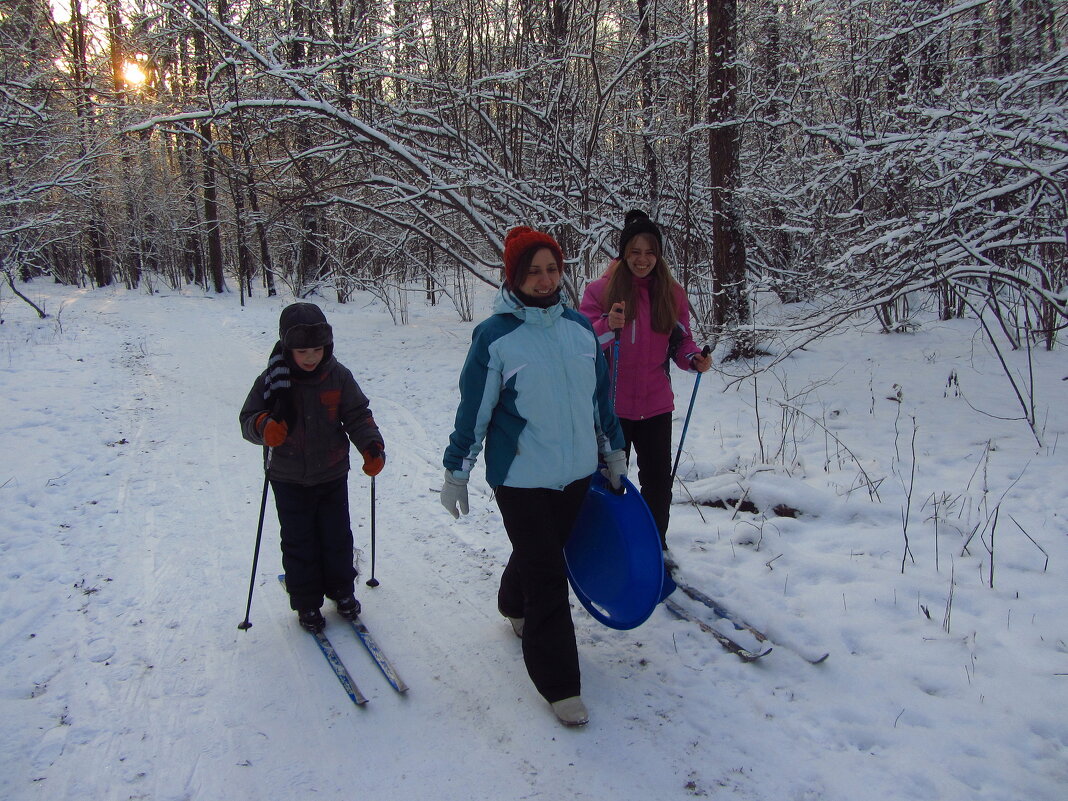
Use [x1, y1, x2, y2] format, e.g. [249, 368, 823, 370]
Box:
[194, 23, 225, 293]
[635, 0, 660, 207]
[995, 0, 1014, 76]
[70, 0, 113, 288]
[706, 0, 749, 336]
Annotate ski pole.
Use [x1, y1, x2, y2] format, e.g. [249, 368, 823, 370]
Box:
[610, 328, 621, 414]
[605, 327, 627, 495]
[608, 302, 623, 414]
[671, 346, 711, 485]
[365, 475, 380, 588]
[238, 448, 273, 631]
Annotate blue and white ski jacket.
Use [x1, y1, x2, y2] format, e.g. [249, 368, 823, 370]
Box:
[444, 288, 625, 490]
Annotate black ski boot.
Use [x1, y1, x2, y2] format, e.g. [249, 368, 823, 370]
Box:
[336, 594, 361, 621]
[298, 608, 326, 633]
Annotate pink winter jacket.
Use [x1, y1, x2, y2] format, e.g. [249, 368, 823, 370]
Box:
[580, 273, 702, 420]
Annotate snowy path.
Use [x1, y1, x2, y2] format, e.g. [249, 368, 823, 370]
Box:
[2, 285, 1065, 800]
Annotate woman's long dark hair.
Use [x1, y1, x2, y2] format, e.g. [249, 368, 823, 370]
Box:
[601, 233, 679, 334]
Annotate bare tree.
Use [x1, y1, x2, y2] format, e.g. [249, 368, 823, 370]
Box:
[707, 0, 750, 341]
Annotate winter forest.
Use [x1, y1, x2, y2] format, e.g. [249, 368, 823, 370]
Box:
[2, 0, 1065, 353]
[3, 3, 1068, 798]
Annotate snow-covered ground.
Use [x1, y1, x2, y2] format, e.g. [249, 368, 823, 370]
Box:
[1, 280, 1065, 801]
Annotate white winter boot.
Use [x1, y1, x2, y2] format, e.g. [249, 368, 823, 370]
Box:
[551, 696, 589, 726]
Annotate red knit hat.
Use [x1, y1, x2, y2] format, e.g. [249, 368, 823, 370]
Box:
[503, 226, 565, 287]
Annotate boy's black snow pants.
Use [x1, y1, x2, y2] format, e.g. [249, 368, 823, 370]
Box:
[495, 476, 590, 704]
[620, 412, 673, 548]
[271, 476, 357, 612]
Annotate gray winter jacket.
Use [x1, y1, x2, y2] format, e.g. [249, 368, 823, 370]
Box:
[240, 356, 382, 486]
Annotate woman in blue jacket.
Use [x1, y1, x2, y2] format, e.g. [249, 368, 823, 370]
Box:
[440, 226, 627, 727]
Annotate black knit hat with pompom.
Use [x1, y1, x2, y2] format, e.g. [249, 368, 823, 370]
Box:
[617, 210, 663, 260]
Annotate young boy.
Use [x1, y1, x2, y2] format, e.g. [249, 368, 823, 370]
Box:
[240, 302, 385, 633]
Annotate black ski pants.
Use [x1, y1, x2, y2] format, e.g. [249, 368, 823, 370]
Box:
[620, 412, 673, 548]
[495, 476, 590, 704]
[271, 476, 357, 612]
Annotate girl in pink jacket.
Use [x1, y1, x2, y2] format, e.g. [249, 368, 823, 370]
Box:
[579, 210, 711, 550]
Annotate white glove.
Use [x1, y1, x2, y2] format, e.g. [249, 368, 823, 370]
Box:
[601, 449, 628, 491]
[440, 470, 470, 519]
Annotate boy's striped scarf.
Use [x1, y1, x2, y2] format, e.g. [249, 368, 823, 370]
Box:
[262, 342, 293, 424]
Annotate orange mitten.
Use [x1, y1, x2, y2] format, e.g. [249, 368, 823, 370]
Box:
[361, 443, 386, 477]
[256, 412, 289, 447]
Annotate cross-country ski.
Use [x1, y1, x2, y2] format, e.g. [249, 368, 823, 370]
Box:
[306, 628, 369, 707]
[674, 578, 829, 665]
[344, 616, 409, 694]
[279, 574, 405, 699]
[663, 598, 773, 662]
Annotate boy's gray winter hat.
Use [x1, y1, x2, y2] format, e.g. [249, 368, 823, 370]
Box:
[279, 302, 333, 349]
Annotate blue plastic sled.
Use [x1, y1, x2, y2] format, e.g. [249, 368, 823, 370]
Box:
[565, 472, 675, 630]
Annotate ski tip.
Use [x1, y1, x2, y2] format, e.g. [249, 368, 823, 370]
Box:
[738, 646, 773, 662]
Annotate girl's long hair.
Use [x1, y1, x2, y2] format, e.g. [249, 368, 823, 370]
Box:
[601, 234, 679, 334]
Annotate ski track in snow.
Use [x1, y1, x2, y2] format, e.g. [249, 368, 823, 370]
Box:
[1, 283, 1066, 801]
